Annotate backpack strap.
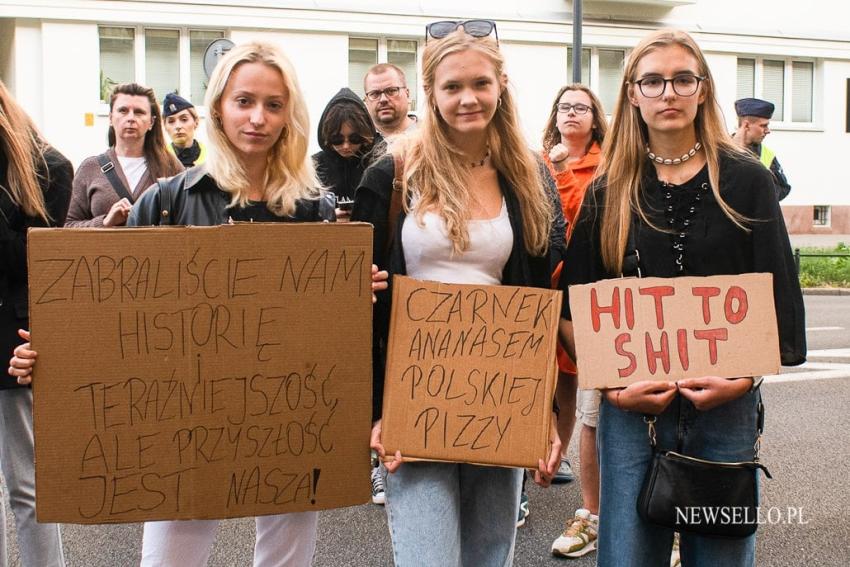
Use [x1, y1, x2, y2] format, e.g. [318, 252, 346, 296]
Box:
[385, 153, 405, 256]
[96, 152, 135, 204]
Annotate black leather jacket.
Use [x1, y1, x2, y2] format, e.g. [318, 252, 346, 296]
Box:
[129, 166, 335, 227]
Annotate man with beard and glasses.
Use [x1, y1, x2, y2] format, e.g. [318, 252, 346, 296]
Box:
[363, 64, 417, 140]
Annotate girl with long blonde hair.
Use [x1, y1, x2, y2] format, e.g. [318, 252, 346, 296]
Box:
[9, 41, 388, 567]
[353, 22, 562, 565]
[557, 29, 805, 566]
[0, 78, 72, 567]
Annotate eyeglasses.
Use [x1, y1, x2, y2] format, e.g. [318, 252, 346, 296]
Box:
[556, 103, 591, 115]
[329, 133, 367, 146]
[364, 86, 406, 101]
[425, 20, 499, 45]
[632, 73, 706, 98]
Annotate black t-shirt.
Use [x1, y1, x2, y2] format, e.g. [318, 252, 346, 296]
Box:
[227, 201, 298, 223]
[559, 151, 806, 366]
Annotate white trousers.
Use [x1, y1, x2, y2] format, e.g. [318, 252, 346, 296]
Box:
[0, 388, 65, 567]
[140, 511, 318, 567]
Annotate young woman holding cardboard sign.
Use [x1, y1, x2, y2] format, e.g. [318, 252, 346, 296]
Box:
[353, 22, 563, 566]
[557, 30, 805, 566]
[10, 41, 388, 567]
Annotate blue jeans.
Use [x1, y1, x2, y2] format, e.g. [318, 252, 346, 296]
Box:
[384, 461, 522, 567]
[597, 391, 761, 567]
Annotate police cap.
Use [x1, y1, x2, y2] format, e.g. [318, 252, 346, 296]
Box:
[162, 92, 194, 118]
[734, 98, 774, 119]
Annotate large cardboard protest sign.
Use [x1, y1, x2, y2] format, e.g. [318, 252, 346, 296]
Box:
[28, 223, 373, 524]
[381, 276, 561, 468]
[569, 274, 780, 390]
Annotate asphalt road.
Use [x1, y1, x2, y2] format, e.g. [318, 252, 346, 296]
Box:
[3, 295, 849, 566]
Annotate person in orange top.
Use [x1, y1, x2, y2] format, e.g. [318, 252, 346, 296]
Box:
[541, 84, 608, 558]
[543, 84, 607, 232]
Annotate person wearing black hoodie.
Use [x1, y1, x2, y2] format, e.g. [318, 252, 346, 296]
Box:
[313, 88, 383, 220]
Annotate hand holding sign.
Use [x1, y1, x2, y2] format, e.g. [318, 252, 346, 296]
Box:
[677, 376, 752, 411]
[603, 380, 677, 415]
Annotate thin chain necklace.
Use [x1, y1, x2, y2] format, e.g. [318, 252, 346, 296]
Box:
[646, 141, 702, 166]
[469, 145, 491, 168]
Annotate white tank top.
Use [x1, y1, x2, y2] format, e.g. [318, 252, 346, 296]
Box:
[402, 199, 513, 285]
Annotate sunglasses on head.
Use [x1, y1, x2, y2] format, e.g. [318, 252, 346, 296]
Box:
[329, 133, 367, 146]
[425, 20, 499, 45]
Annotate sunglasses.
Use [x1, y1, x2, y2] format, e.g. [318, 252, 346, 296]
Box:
[425, 20, 499, 45]
[329, 133, 367, 146]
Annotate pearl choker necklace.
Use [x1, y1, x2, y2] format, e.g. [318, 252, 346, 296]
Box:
[646, 141, 702, 166]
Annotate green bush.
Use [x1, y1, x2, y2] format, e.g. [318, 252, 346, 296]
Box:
[796, 242, 850, 288]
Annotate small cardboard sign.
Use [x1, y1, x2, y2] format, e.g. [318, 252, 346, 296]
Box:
[381, 276, 561, 468]
[28, 223, 373, 524]
[569, 273, 780, 390]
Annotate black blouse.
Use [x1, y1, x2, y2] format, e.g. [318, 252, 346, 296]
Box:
[560, 151, 806, 366]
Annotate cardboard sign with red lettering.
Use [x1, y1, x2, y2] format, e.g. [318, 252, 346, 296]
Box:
[28, 223, 373, 524]
[569, 273, 780, 389]
[381, 276, 561, 468]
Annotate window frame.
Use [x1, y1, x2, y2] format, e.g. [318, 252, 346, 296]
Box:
[736, 56, 819, 130]
[97, 25, 227, 113]
[348, 35, 421, 112]
[567, 46, 627, 116]
[812, 205, 831, 228]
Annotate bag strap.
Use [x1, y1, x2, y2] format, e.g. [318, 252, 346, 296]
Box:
[643, 396, 767, 464]
[621, 213, 641, 278]
[96, 152, 135, 204]
[385, 153, 405, 257]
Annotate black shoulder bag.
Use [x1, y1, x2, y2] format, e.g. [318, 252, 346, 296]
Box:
[637, 401, 771, 538]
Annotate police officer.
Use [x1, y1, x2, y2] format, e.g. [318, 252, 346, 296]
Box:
[162, 92, 207, 167]
[733, 97, 791, 200]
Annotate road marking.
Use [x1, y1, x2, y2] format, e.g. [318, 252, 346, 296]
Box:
[806, 326, 844, 331]
[807, 348, 850, 358]
[764, 357, 850, 383]
[764, 368, 850, 383]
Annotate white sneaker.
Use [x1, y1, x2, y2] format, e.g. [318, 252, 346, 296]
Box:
[370, 464, 385, 505]
[670, 532, 681, 567]
[551, 508, 598, 558]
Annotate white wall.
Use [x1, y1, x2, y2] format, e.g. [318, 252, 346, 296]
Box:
[501, 41, 568, 150]
[40, 21, 103, 167]
[3, 0, 850, 208]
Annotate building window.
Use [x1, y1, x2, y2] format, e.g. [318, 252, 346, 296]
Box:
[98, 27, 225, 104]
[567, 47, 624, 114]
[99, 27, 135, 100]
[813, 205, 831, 227]
[145, 29, 180, 105]
[349, 38, 419, 111]
[736, 57, 815, 124]
[189, 30, 226, 105]
[736, 58, 755, 99]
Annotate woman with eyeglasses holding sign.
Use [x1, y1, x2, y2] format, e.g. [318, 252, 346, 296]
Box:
[557, 30, 805, 566]
[313, 88, 383, 221]
[353, 20, 563, 566]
